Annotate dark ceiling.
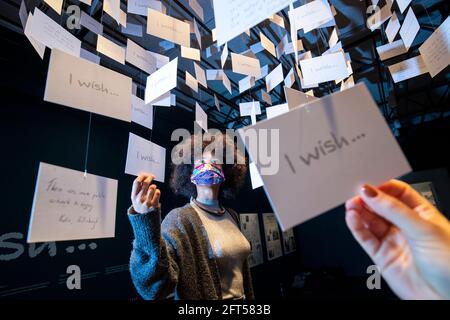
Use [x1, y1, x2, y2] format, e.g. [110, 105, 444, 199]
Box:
[0, 0, 449, 132]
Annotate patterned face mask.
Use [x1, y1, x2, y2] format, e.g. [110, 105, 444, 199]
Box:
[190, 163, 225, 185]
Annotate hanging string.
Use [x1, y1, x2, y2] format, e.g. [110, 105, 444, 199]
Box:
[83, 112, 93, 177]
[81, 1, 106, 177]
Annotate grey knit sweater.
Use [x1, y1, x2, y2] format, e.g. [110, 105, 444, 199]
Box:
[127, 203, 255, 300]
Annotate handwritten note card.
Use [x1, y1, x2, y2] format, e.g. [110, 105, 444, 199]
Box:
[27, 162, 117, 243]
[145, 57, 178, 104]
[28, 8, 81, 57]
[97, 34, 125, 64]
[45, 49, 132, 122]
[213, 0, 293, 46]
[128, 0, 164, 16]
[231, 52, 261, 77]
[125, 133, 166, 182]
[131, 95, 153, 129]
[300, 52, 348, 86]
[147, 8, 190, 47]
[126, 39, 157, 74]
[239, 84, 411, 230]
[419, 16, 450, 78]
[291, 0, 333, 33]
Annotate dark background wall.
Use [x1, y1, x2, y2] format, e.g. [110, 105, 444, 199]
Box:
[0, 26, 449, 300]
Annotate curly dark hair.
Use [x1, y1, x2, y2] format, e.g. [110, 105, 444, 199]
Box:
[170, 132, 247, 200]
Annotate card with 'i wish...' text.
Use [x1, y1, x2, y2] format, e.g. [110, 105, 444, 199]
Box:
[238, 83, 411, 231]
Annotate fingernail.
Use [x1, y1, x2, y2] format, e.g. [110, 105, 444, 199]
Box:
[361, 184, 378, 198]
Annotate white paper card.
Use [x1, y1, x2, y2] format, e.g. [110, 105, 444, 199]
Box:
[396, 0, 411, 14]
[125, 133, 166, 182]
[376, 39, 408, 61]
[44, 0, 63, 14]
[189, 0, 204, 21]
[29, 8, 81, 57]
[80, 11, 103, 35]
[238, 75, 255, 93]
[147, 8, 190, 47]
[284, 86, 318, 109]
[385, 12, 400, 43]
[399, 7, 420, 50]
[292, 0, 333, 33]
[195, 102, 208, 132]
[126, 39, 157, 74]
[185, 71, 198, 93]
[240, 101, 261, 116]
[24, 13, 46, 59]
[388, 55, 428, 83]
[19, 0, 27, 29]
[121, 23, 143, 37]
[212, 0, 293, 46]
[300, 52, 348, 86]
[367, 4, 391, 31]
[239, 84, 411, 230]
[131, 95, 153, 129]
[221, 43, 228, 68]
[45, 49, 131, 121]
[265, 63, 284, 92]
[104, 0, 121, 25]
[419, 16, 450, 78]
[128, 0, 163, 16]
[260, 32, 276, 57]
[194, 62, 207, 88]
[145, 57, 178, 104]
[97, 35, 125, 64]
[181, 46, 201, 61]
[231, 52, 261, 77]
[27, 162, 117, 243]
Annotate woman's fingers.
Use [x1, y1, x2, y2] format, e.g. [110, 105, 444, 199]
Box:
[131, 174, 146, 198]
[140, 175, 154, 202]
[150, 189, 161, 208]
[345, 209, 381, 258]
[378, 179, 431, 210]
[145, 185, 157, 206]
[359, 184, 431, 238]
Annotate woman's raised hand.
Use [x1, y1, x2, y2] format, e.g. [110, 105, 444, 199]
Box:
[131, 173, 161, 214]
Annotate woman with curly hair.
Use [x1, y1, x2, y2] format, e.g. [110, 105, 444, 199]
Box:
[127, 133, 253, 300]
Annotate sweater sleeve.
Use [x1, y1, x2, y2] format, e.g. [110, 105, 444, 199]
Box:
[127, 206, 179, 300]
